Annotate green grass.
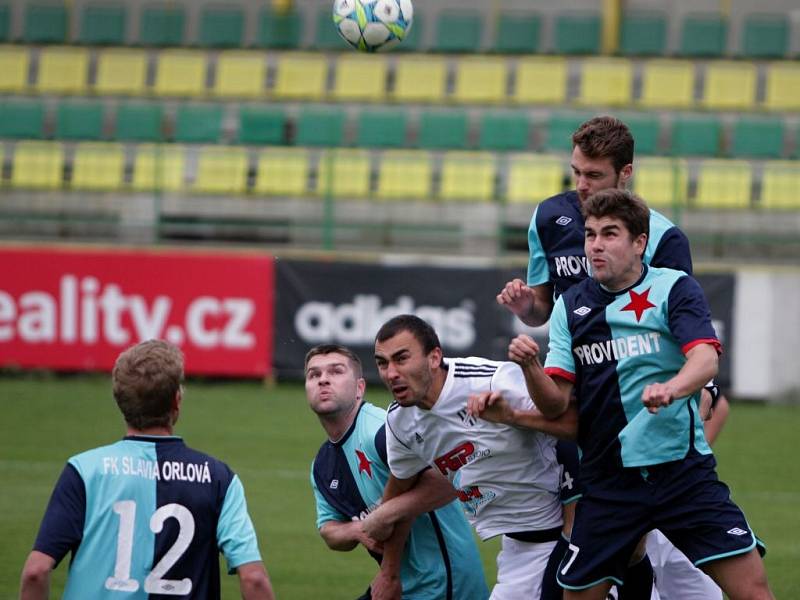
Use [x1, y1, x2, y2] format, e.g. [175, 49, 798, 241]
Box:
[0, 375, 797, 599]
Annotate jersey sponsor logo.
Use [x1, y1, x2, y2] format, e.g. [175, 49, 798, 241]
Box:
[620, 288, 656, 322]
[457, 486, 496, 516]
[434, 442, 475, 475]
[573, 333, 662, 366]
[555, 216, 573, 226]
[355, 449, 373, 478]
[554, 255, 590, 278]
[573, 306, 591, 316]
[457, 408, 477, 427]
[101, 456, 212, 483]
[414, 432, 424, 444]
[727, 527, 749, 536]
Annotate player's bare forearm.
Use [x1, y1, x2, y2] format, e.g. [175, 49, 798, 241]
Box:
[237, 562, 275, 600]
[371, 517, 413, 600]
[642, 344, 719, 414]
[521, 361, 572, 418]
[19, 551, 54, 600]
[375, 470, 455, 526]
[509, 404, 578, 440]
[320, 520, 378, 552]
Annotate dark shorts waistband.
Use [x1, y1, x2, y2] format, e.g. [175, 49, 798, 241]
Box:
[505, 526, 562, 544]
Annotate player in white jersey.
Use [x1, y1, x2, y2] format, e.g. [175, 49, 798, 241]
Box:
[364, 314, 566, 600]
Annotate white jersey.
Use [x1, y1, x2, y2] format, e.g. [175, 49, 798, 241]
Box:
[386, 357, 562, 540]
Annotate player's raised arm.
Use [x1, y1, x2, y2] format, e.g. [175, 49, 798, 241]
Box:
[508, 335, 572, 418]
[642, 343, 719, 414]
[468, 391, 578, 440]
[496, 279, 555, 327]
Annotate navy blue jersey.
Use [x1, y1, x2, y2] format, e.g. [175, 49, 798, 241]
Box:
[34, 435, 261, 600]
[527, 190, 693, 299]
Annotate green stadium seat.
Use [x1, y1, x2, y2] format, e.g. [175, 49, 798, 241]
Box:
[115, 102, 163, 142]
[238, 106, 286, 145]
[80, 3, 127, 45]
[730, 118, 785, 159]
[140, 5, 185, 46]
[670, 116, 721, 157]
[621, 114, 660, 155]
[174, 104, 223, 144]
[295, 107, 345, 147]
[740, 14, 788, 59]
[257, 8, 301, 48]
[417, 111, 468, 150]
[23, 2, 67, 43]
[55, 101, 104, 140]
[0, 3, 11, 41]
[478, 112, 530, 151]
[357, 110, 407, 148]
[553, 13, 601, 55]
[543, 113, 593, 153]
[493, 13, 540, 54]
[433, 11, 482, 53]
[680, 14, 727, 57]
[198, 6, 244, 48]
[315, 6, 348, 50]
[619, 11, 667, 56]
[0, 100, 45, 139]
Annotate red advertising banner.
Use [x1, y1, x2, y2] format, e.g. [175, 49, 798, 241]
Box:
[0, 246, 274, 376]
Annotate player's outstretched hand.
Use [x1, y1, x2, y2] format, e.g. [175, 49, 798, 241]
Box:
[361, 508, 394, 543]
[508, 334, 540, 366]
[467, 391, 514, 426]
[642, 382, 675, 414]
[497, 279, 536, 317]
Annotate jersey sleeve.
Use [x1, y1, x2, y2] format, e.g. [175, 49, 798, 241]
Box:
[650, 227, 693, 275]
[527, 206, 549, 286]
[667, 276, 722, 355]
[217, 474, 262, 573]
[385, 415, 429, 480]
[310, 461, 348, 529]
[490, 362, 535, 410]
[374, 424, 388, 466]
[543, 297, 576, 382]
[32, 462, 86, 566]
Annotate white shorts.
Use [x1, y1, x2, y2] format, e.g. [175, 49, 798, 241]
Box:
[490, 535, 557, 600]
[647, 529, 722, 600]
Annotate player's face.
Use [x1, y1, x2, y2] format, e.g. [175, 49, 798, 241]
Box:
[585, 215, 647, 291]
[571, 146, 632, 204]
[375, 330, 440, 409]
[305, 353, 364, 417]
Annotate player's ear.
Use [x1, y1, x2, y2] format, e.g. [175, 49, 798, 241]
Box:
[619, 163, 633, 187]
[356, 378, 366, 401]
[428, 346, 443, 370]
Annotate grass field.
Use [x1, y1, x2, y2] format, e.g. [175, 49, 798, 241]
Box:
[1, 374, 797, 599]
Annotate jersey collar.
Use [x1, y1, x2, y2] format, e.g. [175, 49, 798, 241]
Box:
[330, 401, 366, 447]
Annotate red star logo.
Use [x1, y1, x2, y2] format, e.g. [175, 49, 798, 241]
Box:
[355, 449, 373, 478]
[621, 288, 656, 322]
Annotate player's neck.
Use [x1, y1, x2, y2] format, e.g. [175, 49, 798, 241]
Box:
[321, 401, 361, 443]
[421, 365, 448, 410]
[127, 425, 175, 437]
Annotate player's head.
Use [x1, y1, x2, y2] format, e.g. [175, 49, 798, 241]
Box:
[304, 344, 365, 418]
[112, 339, 184, 431]
[374, 315, 444, 408]
[582, 189, 650, 290]
[571, 116, 634, 204]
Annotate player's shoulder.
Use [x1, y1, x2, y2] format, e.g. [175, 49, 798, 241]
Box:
[646, 265, 690, 283]
[359, 401, 387, 424]
[535, 191, 579, 221]
[648, 207, 677, 229]
[449, 356, 503, 377]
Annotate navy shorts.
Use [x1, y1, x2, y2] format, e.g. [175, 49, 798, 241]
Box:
[556, 440, 584, 505]
[557, 453, 763, 591]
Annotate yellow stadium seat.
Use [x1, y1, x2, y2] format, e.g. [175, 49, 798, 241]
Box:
[272, 53, 327, 101]
[214, 51, 265, 99]
[639, 60, 695, 109]
[761, 161, 800, 210]
[763, 62, 800, 111]
[317, 149, 371, 198]
[37, 47, 89, 95]
[192, 146, 249, 195]
[506, 154, 564, 203]
[440, 152, 496, 202]
[513, 57, 567, 105]
[254, 147, 310, 196]
[0, 46, 30, 93]
[453, 57, 507, 104]
[392, 56, 447, 103]
[132, 144, 185, 192]
[702, 61, 756, 110]
[695, 160, 752, 209]
[11, 141, 63, 190]
[71, 143, 125, 191]
[633, 158, 689, 208]
[376, 150, 432, 200]
[332, 54, 387, 102]
[578, 58, 633, 107]
[94, 49, 147, 96]
[153, 50, 207, 98]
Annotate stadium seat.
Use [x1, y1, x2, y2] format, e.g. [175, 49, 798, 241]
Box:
[238, 106, 286, 145]
[433, 11, 482, 53]
[740, 14, 788, 59]
[114, 102, 163, 142]
[257, 8, 301, 48]
[131, 144, 185, 192]
[198, 6, 244, 48]
[513, 57, 568, 105]
[417, 111, 468, 150]
[153, 50, 207, 98]
[174, 104, 222, 144]
[376, 150, 432, 200]
[730, 118, 785, 159]
[506, 154, 564, 203]
[392, 56, 447, 104]
[23, 2, 67, 43]
[0, 99, 45, 139]
[543, 112, 593, 153]
[253, 147, 309, 196]
[192, 146, 249, 195]
[638, 60, 695, 109]
[214, 51, 265, 98]
[315, 6, 348, 50]
[577, 58, 633, 107]
[702, 61, 756, 110]
[622, 114, 660, 155]
[453, 57, 507, 105]
[140, 5, 185, 46]
[295, 107, 346, 147]
[356, 109, 407, 148]
[553, 12, 601, 55]
[80, 3, 127, 45]
[478, 112, 530, 151]
[0, 46, 30, 93]
[619, 11, 667, 56]
[93, 48, 147, 96]
[440, 152, 496, 202]
[760, 161, 800, 210]
[55, 101, 104, 140]
[11, 141, 63, 190]
[763, 62, 800, 111]
[632, 157, 689, 208]
[317, 149, 371, 198]
[695, 160, 752, 209]
[71, 142, 125, 191]
[332, 54, 387, 102]
[272, 53, 328, 101]
[679, 13, 727, 57]
[0, 4, 9, 41]
[670, 116, 721, 156]
[493, 12, 540, 54]
[36, 47, 89, 95]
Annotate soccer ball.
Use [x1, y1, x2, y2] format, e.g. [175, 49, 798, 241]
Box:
[333, 0, 414, 53]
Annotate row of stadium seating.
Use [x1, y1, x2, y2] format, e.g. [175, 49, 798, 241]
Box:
[2, 100, 797, 160]
[1, 47, 799, 112]
[1, 3, 795, 58]
[3, 141, 798, 210]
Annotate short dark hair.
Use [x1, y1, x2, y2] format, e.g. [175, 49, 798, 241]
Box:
[375, 314, 441, 355]
[112, 340, 184, 430]
[304, 344, 363, 378]
[572, 116, 634, 174]
[582, 188, 650, 242]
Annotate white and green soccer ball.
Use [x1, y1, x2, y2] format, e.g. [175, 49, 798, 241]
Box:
[333, 0, 414, 52]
